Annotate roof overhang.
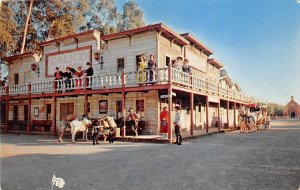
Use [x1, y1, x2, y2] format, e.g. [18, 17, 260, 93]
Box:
[208, 58, 224, 69]
[180, 33, 213, 56]
[38, 30, 101, 49]
[102, 23, 189, 47]
[3, 52, 35, 63]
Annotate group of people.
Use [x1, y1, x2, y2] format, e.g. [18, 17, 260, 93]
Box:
[160, 106, 182, 145]
[136, 54, 192, 84]
[54, 62, 94, 90]
[173, 55, 192, 74]
[137, 53, 157, 83]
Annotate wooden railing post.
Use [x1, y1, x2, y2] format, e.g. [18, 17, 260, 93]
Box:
[27, 83, 31, 133]
[121, 69, 126, 137]
[5, 86, 9, 132]
[167, 64, 173, 142]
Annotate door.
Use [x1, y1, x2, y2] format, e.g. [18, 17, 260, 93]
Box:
[116, 100, 122, 119]
[24, 105, 28, 121]
[46, 104, 52, 120]
[60, 103, 74, 120]
[13, 105, 18, 121]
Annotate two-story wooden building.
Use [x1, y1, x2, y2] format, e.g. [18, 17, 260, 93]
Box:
[0, 23, 254, 140]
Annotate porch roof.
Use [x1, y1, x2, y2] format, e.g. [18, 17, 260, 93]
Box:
[180, 33, 213, 56]
[2, 52, 35, 63]
[208, 58, 224, 69]
[102, 23, 189, 47]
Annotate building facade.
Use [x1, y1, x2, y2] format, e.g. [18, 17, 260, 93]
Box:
[0, 23, 255, 140]
[283, 96, 300, 118]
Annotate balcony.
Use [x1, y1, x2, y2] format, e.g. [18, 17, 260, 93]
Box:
[1, 67, 253, 103]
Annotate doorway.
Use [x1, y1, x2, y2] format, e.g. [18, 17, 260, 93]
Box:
[291, 112, 296, 119]
[60, 103, 74, 120]
[46, 104, 52, 120]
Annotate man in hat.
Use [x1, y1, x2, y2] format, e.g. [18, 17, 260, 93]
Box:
[173, 56, 183, 71]
[85, 62, 94, 88]
[127, 107, 140, 137]
[63, 67, 73, 90]
[174, 106, 182, 145]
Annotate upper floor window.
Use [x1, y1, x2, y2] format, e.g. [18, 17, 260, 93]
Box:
[117, 58, 124, 73]
[14, 74, 19, 85]
[165, 55, 170, 67]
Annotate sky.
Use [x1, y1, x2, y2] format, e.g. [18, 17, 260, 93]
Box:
[117, 0, 300, 105]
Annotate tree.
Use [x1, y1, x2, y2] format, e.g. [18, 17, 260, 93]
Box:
[20, 0, 34, 54]
[267, 103, 284, 116]
[0, 1, 17, 58]
[121, 0, 145, 31]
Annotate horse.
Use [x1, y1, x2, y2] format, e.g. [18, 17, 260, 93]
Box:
[245, 107, 257, 132]
[57, 119, 70, 143]
[238, 108, 248, 133]
[92, 116, 117, 145]
[70, 116, 93, 143]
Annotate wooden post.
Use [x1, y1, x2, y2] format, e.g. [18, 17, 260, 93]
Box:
[84, 76, 88, 115]
[206, 96, 209, 133]
[53, 81, 57, 135]
[234, 102, 237, 128]
[227, 100, 230, 128]
[5, 86, 9, 132]
[217, 102, 220, 131]
[121, 69, 126, 137]
[167, 64, 173, 142]
[190, 92, 194, 135]
[27, 83, 31, 133]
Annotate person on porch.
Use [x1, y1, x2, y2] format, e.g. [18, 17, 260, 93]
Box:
[174, 106, 182, 145]
[182, 58, 192, 74]
[85, 62, 94, 88]
[127, 107, 140, 137]
[63, 67, 73, 90]
[173, 56, 183, 71]
[75, 66, 83, 91]
[137, 54, 146, 84]
[147, 53, 157, 83]
[160, 106, 169, 139]
[54, 67, 64, 90]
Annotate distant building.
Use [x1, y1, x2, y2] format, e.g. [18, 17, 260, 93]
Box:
[283, 96, 300, 118]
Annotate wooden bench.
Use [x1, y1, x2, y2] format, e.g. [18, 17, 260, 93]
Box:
[31, 120, 52, 132]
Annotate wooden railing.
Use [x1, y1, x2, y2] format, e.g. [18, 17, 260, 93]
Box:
[2, 67, 254, 103]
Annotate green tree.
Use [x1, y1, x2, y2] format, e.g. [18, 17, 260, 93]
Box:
[121, 0, 145, 31]
[0, 1, 17, 58]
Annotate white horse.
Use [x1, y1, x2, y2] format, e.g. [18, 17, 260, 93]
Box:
[70, 117, 92, 143]
[238, 108, 248, 133]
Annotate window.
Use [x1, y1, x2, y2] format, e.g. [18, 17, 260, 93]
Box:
[99, 100, 108, 114]
[13, 105, 18, 121]
[117, 58, 124, 72]
[24, 72, 30, 83]
[165, 56, 170, 67]
[14, 74, 19, 85]
[136, 99, 145, 118]
[116, 100, 122, 119]
[24, 105, 28, 121]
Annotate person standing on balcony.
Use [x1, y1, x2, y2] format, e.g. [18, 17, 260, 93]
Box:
[174, 106, 182, 145]
[182, 58, 192, 74]
[63, 67, 72, 90]
[160, 106, 169, 139]
[54, 67, 63, 90]
[137, 54, 146, 84]
[147, 54, 157, 83]
[85, 62, 94, 88]
[173, 56, 183, 71]
[75, 66, 83, 92]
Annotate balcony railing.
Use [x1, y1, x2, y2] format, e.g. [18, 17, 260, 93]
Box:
[2, 67, 253, 103]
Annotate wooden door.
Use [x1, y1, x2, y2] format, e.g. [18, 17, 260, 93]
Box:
[60, 103, 74, 120]
[46, 104, 51, 120]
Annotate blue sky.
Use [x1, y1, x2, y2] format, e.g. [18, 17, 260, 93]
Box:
[117, 0, 300, 105]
